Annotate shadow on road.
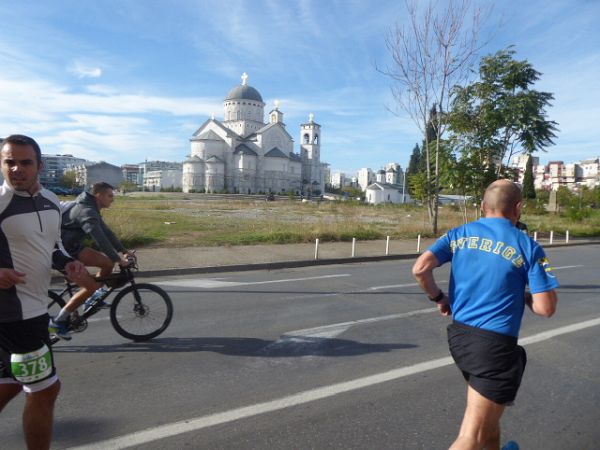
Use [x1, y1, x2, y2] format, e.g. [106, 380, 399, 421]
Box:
[53, 417, 118, 447]
[53, 336, 417, 357]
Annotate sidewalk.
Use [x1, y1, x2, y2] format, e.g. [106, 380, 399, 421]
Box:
[130, 236, 597, 277]
[133, 238, 436, 276]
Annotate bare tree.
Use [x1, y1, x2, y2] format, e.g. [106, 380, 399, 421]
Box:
[378, 0, 487, 234]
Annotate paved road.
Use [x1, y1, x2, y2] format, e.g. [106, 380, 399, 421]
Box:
[2, 245, 599, 449]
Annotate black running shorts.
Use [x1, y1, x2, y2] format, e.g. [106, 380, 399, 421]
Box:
[0, 314, 57, 392]
[447, 321, 527, 405]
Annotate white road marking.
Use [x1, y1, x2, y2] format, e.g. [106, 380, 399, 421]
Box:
[368, 280, 447, 291]
[157, 274, 351, 289]
[369, 282, 420, 290]
[157, 279, 242, 288]
[283, 280, 446, 301]
[553, 265, 584, 270]
[276, 308, 437, 340]
[65, 316, 600, 450]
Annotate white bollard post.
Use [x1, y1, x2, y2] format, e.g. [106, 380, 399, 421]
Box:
[566, 230, 569, 244]
[417, 234, 422, 253]
[533, 231, 537, 242]
[550, 230, 554, 244]
[314, 238, 319, 260]
[386, 236, 390, 255]
[351, 238, 356, 257]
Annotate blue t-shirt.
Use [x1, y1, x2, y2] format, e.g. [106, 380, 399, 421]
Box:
[429, 218, 559, 337]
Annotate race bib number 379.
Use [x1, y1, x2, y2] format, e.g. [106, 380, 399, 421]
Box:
[10, 344, 53, 383]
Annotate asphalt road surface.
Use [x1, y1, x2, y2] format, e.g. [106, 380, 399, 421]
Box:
[2, 245, 599, 449]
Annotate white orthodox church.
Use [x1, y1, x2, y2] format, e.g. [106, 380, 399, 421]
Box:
[182, 73, 326, 195]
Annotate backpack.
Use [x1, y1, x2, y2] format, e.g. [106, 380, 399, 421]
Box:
[60, 200, 76, 213]
[59, 201, 77, 220]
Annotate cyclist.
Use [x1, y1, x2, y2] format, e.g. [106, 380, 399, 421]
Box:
[49, 182, 135, 339]
[0, 135, 87, 450]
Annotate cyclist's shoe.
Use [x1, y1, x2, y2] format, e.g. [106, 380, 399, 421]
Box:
[49, 318, 72, 341]
[501, 441, 520, 450]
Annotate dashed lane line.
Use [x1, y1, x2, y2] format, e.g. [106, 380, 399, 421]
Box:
[66, 316, 600, 450]
[156, 273, 351, 289]
[152, 263, 581, 292]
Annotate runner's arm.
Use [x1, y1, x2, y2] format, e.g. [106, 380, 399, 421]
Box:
[525, 290, 558, 317]
[412, 250, 451, 316]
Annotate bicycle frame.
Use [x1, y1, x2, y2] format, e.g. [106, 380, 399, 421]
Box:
[51, 265, 137, 319]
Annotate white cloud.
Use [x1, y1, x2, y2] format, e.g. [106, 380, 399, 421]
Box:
[42, 129, 184, 164]
[0, 74, 218, 164]
[69, 61, 103, 79]
[0, 76, 219, 118]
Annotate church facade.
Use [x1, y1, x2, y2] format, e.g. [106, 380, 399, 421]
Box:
[182, 73, 326, 195]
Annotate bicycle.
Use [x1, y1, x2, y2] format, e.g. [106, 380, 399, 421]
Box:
[48, 262, 173, 344]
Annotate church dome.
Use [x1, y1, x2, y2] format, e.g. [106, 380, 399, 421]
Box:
[225, 84, 263, 102]
[225, 72, 263, 102]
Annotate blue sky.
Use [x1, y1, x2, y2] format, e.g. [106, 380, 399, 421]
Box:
[1, 0, 598, 175]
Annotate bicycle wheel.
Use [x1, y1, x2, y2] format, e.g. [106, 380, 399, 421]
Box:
[109, 283, 173, 341]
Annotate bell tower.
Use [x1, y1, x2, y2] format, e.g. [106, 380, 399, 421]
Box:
[300, 113, 322, 195]
[269, 99, 284, 124]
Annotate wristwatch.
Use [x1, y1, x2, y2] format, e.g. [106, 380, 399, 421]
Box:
[428, 291, 445, 303]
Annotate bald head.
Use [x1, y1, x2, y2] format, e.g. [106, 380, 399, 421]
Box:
[482, 179, 523, 221]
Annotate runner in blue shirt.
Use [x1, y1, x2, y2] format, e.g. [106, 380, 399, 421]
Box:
[412, 179, 559, 450]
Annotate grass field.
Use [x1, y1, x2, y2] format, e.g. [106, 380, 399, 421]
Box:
[90, 192, 600, 248]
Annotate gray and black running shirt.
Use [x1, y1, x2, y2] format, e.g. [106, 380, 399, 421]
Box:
[0, 181, 72, 322]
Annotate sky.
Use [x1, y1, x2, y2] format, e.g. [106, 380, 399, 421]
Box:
[1, 0, 599, 176]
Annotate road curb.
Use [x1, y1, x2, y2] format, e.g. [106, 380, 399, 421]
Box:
[134, 253, 420, 278]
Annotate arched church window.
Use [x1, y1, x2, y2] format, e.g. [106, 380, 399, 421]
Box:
[237, 111, 241, 120]
[303, 134, 309, 144]
[313, 134, 319, 145]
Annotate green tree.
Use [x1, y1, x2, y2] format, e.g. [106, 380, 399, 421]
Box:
[120, 180, 138, 194]
[522, 155, 536, 199]
[581, 186, 600, 208]
[60, 170, 80, 189]
[406, 143, 421, 175]
[445, 147, 496, 222]
[409, 172, 429, 205]
[407, 143, 426, 196]
[449, 48, 558, 176]
[536, 188, 550, 204]
[556, 186, 573, 209]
